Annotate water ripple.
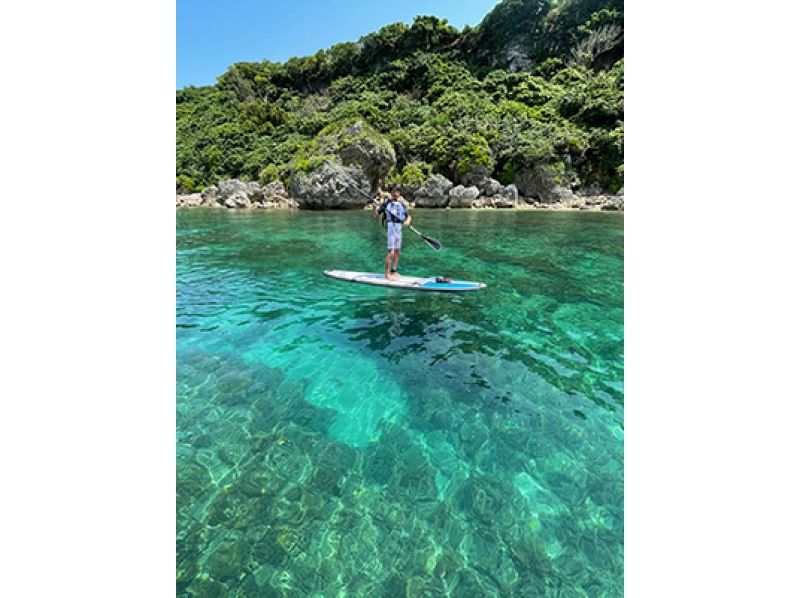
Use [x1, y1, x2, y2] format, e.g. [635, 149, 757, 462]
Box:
[177, 209, 623, 596]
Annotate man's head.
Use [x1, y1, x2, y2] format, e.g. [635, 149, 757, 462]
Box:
[391, 186, 401, 199]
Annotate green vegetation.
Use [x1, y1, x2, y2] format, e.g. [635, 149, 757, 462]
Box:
[177, 0, 623, 193]
[387, 161, 431, 189]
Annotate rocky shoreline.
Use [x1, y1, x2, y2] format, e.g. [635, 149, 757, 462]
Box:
[176, 176, 623, 212]
[176, 119, 623, 212]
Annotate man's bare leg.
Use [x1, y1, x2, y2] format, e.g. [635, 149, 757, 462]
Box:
[391, 250, 401, 278]
[384, 252, 393, 279]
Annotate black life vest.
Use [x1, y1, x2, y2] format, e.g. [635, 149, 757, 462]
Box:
[381, 200, 407, 225]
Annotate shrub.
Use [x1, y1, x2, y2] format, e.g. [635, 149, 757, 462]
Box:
[498, 163, 516, 185]
[455, 135, 493, 177]
[387, 161, 430, 188]
[258, 164, 280, 185]
[176, 175, 197, 193]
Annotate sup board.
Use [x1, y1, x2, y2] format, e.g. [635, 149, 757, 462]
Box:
[324, 270, 486, 292]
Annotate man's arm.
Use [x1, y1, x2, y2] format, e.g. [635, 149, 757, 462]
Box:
[401, 197, 412, 226]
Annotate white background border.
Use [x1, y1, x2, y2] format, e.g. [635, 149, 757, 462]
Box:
[626, 0, 799, 595]
[2, 0, 175, 595]
[2, 0, 798, 595]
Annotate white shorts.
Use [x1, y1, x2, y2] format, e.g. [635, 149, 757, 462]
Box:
[387, 222, 403, 250]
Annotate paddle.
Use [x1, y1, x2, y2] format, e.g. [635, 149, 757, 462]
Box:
[355, 188, 442, 251]
[408, 225, 442, 252]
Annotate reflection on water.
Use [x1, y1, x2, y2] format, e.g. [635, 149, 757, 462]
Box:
[177, 208, 623, 596]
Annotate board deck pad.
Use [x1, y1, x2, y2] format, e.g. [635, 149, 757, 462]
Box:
[324, 270, 486, 292]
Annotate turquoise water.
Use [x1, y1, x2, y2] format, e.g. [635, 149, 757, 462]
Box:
[177, 208, 623, 597]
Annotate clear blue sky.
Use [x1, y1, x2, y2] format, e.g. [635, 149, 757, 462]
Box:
[177, 0, 500, 89]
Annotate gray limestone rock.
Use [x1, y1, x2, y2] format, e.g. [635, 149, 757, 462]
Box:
[448, 185, 480, 208]
[288, 162, 371, 209]
[413, 174, 454, 207]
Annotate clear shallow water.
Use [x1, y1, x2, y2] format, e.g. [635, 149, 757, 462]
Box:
[177, 208, 623, 597]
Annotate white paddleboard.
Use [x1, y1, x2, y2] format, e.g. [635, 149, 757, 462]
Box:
[324, 270, 486, 292]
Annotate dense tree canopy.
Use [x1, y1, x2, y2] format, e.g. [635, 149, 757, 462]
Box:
[177, 0, 624, 194]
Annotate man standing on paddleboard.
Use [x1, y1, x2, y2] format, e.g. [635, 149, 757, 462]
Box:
[373, 186, 412, 280]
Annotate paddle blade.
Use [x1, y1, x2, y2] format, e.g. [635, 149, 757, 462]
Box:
[408, 224, 442, 251]
[422, 235, 442, 251]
